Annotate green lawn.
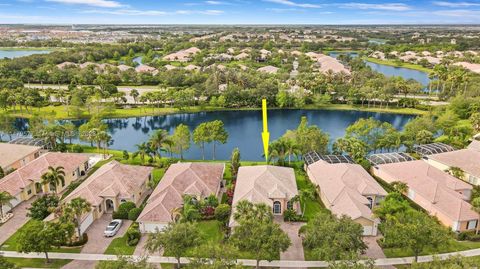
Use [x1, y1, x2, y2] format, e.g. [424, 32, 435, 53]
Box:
[5, 257, 72, 268]
[383, 239, 480, 258]
[0, 220, 82, 253]
[294, 167, 328, 221]
[104, 224, 137, 255]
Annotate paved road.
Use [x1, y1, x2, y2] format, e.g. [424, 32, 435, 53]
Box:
[0, 198, 34, 246]
[62, 214, 131, 269]
[4, 247, 480, 267]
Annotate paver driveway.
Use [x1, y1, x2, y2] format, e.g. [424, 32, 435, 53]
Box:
[279, 221, 306, 269]
[362, 236, 396, 269]
[0, 198, 34, 246]
[62, 214, 131, 269]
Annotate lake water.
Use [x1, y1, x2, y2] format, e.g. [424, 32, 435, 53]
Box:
[0, 49, 52, 59]
[328, 51, 431, 86]
[6, 109, 414, 161]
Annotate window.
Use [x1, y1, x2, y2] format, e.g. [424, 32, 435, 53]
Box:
[120, 199, 127, 203]
[273, 201, 281, 215]
[469, 175, 479, 185]
[367, 197, 374, 209]
[99, 204, 102, 212]
[287, 201, 293, 210]
[467, 220, 478, 230]
[27, 188, 32, 195]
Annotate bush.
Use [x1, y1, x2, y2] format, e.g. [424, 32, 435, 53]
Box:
[64, 233, 88, 247]
[113, 201, 136, 219]
[283, 209, 302, 222]
[128, 208, 142, 221]
[126, 223, 141, 246]
[27, 194, 59, 220]
[158, 158, 179, 168]
[214, 204, 231, 225]
[70, 144, 84, 153]
[457, 231, 480, 241]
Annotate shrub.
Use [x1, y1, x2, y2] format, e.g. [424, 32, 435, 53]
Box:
[70, 144, 84, 153]
[214, 204, 231, 225]
[126, 223, 141, 246]
[27, 194, 59, 220]
[158, 158, 179, 168]
[283, 209, 301, 222]
[128, 208, 142, 221]
[457, 231, 480, 241]
[201, 206, 215, 219]
[113, 201, 136, 219]
[64, 233, 88, 247]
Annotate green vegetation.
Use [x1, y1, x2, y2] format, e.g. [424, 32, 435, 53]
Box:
[365, 57, 433, 73]
[5, 257, 71, 268]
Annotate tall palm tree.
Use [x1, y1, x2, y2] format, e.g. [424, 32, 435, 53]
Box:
[284, 139, 300, 165]
[269, 139, 288, 166]
[96, 131, 112, 158]
[0, 191, 14, 218]
[149, 129, 172, 160]
[133, 142, 150, 164]
[40, 166, 65, 195]
[63, 197, 92, 238]
[296, 188, 315, 218]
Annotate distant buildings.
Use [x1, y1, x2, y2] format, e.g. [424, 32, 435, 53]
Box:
[162, 47, 201, 62]
[229, 165, 299, 227]
[137, 162, 224, 233]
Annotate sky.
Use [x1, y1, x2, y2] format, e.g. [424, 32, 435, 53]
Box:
[0, 0, 479, 24]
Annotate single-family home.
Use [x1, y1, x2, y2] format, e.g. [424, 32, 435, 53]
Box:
[257, 65, 279, 74]
[229, 165, 299, 227]
[63, 160, 153, 234]
[0, 143, 42, 171]
[137, 162, 225, 233]
[305, 154, 387, 236]
[0, 152, 89, 212]
[416, 142, 480, 185]
[371, 156, 478, 232]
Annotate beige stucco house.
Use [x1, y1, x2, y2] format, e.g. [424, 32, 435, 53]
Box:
[372, 159, 478, 232]
[306, 158, 387, 236]
[63, 160, 153, 234]
[0, 143, 43, 171]
[229, 165, 300, 227]
[137, 162, 225, 233]
[0, 152, 89, 213]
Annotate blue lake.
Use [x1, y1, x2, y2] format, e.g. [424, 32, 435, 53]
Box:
[0, 49, 52, 59]
[6, 109, 415, 161]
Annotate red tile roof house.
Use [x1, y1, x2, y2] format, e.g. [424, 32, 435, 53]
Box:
[62, 160, 153, 234]
[137, 162, 225, 233]
[371, 160, 479, 232]
[229, 165, 300, 227]
[0, 152, 89, 213]
[0, 143, 42, 171]
[422, 140, 480, 186]
[306, 160, 387, 236]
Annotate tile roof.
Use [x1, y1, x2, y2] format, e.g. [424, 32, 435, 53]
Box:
[307, 160, 386, 221]
[428, 143, 480, 178]
[63, 160, 153, 206]
[0, 143, 41, 169]
[0, 152, 88, 196]
[229, 165, 297, 226]
[375, 160, 477, 222]
[137, 162, 224, 223]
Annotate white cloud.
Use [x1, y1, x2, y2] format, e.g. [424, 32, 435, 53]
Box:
[82, 8, 224, 16]
[205, 1, 224, 4]
[339, 2, 411, 11]
[264, 0, 321, 8]
[432, 1, 480, 7]
[45, 0, 124, 8]
[432, 9, 480, 16]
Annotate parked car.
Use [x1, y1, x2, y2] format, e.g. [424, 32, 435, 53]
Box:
[104, 219, 123, 237]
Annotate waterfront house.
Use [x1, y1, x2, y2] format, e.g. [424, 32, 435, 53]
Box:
[137, 162, 224, 233]
[0, 143, 42, 171]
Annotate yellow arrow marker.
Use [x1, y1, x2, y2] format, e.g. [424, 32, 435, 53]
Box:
[261, 99, 270, 163]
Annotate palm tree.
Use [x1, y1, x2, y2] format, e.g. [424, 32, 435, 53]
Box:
[391, 181, 408, 194]
[175, 195, 201, 223]
[149, 129, 172, 161]
[0, 191, 14, 218]
[97, 131, 111, 158]
[269, 139, 288, 166]
[284, 139, 300, 165]
[133, 142, 150, 164]
[296, 188, 315, 217]
[63, 198, 92, 238]
[40, 166, 65, 195]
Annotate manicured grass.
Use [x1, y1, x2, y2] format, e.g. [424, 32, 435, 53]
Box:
[0, 220, 82, 253]
[364, 57, 433, 73]
[383, 239, 480, 258]
[104, 224, 137, 255]
[294, 167, 328, 221]
[304, 103, 428, 116]
[5, 257, 72, 268]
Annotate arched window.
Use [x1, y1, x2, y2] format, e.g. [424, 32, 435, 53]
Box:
[287, 200, 293, 210]
[273, 201, 282, 215]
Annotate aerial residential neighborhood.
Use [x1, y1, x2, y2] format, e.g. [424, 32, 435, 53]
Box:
[1, 1, 480, 269]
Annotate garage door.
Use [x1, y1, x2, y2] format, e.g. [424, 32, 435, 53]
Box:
[1, 195, 22, 213]
[140, 222, 167, 233]
[79, 212, 94, 235]
[363, 226, 373, 236]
